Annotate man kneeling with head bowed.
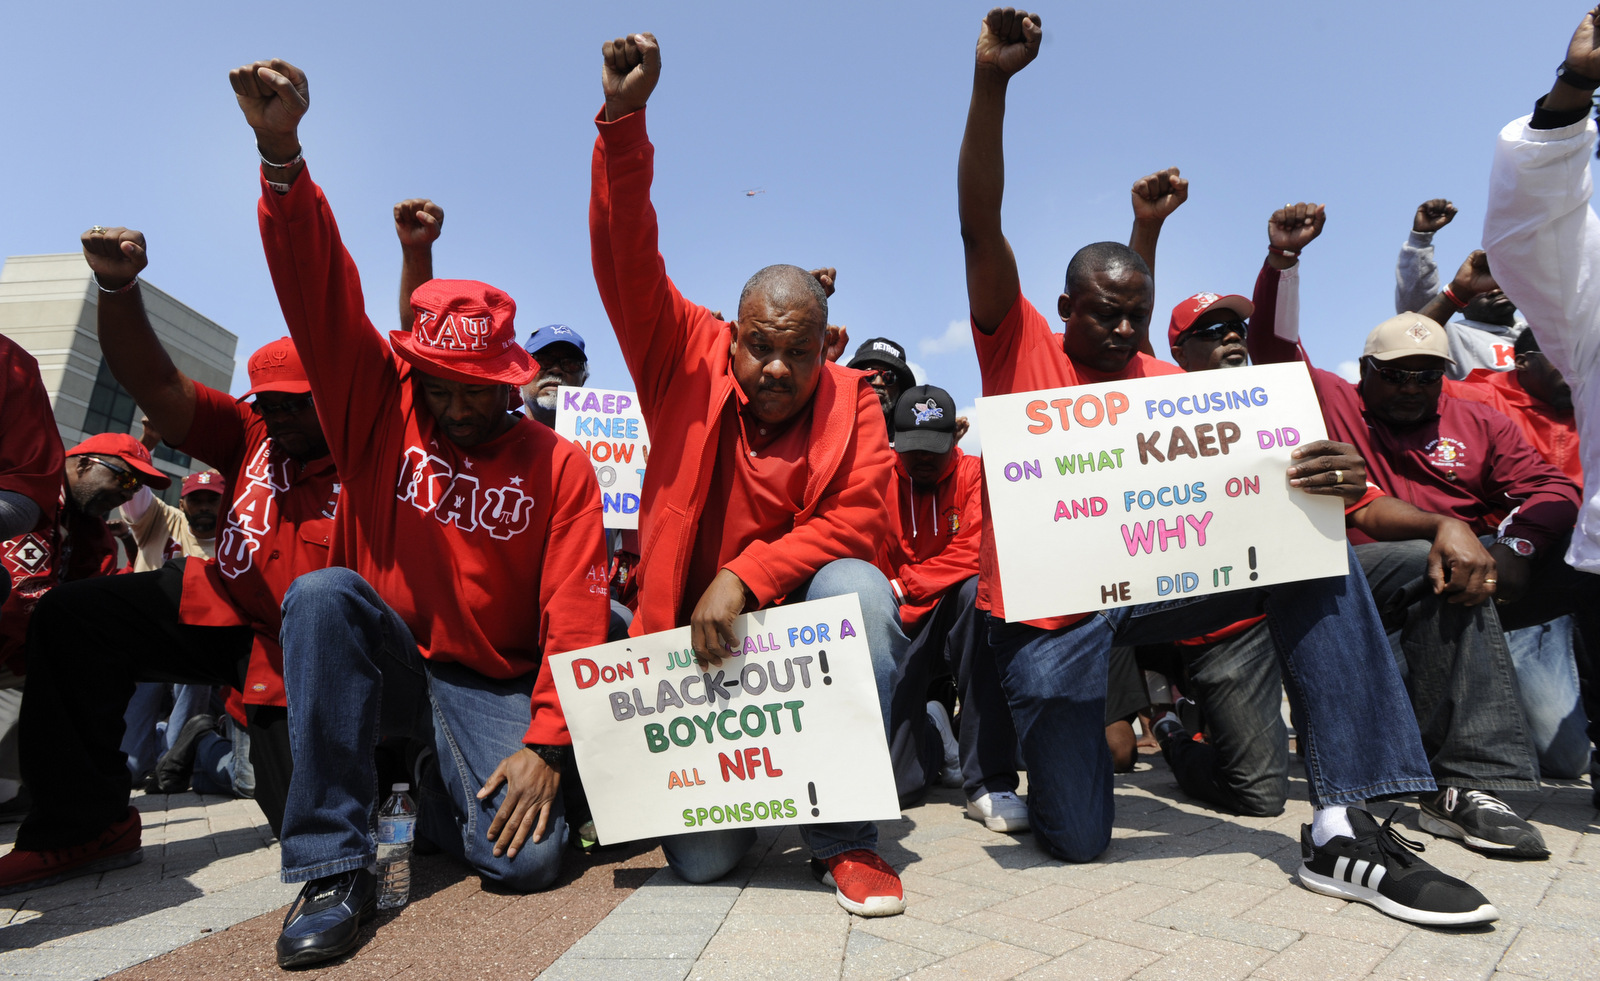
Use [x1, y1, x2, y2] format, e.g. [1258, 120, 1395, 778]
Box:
[591, 32, 908, 916]
[229, 58, 609, 967]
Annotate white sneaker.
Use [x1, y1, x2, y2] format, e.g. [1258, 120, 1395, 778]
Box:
[966, 791, 1029, 833]
[926, 701, 963, 788]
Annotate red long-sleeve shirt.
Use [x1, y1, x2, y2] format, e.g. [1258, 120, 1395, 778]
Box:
[257, 167, 609, 745]
[590, 108, 894, 634]
[880, 450, 983, 631]
[1446, 369, 1581, 483]
[1249, 261, 1580, 552]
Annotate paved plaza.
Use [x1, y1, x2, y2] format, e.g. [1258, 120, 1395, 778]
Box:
[0, 759, 1592, 980]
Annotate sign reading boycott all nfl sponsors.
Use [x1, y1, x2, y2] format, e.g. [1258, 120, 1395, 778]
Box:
[973, 362, 1347, 621]
[549, 594, 899, 845]
[554, 385, 650, 530]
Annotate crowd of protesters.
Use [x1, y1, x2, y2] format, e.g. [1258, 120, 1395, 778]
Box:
[0, 4, 1598, 969]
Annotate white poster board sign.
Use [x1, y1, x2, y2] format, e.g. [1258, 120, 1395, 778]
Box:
[549, 594, 899, 845]
[554, 386, 650, 530]
[973, 361, 1347, 621]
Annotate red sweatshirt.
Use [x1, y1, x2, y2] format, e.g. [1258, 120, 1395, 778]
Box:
[1248, 265, 1580, 552]
[173, 382, 339, 707]
[973, 290, 1184, 627]
[1447, 369, 1581, 483]
[590, 108, 895, 634]
[257, 168, 609, 745]
[880, 450, 983, 631]
[0, 335, 63, 525]
[1, 481, 117, 673]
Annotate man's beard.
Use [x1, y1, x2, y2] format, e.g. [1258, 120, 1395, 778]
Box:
[535, 389, 559, 411]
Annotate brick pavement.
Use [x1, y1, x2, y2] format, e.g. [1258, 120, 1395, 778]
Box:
[0, 760, 1594, 980]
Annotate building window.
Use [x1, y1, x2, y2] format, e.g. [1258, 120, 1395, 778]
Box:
[81, 358, 137, 436]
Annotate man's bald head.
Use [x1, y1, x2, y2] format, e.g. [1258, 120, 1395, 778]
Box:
[737, 264, 829, 331]
[1064, 242, 1151, 298]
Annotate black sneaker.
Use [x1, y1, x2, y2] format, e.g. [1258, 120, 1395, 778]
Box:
[1419, 788, 1549, 859]
[276, 868, 377, 968]
[1298, 809, 1498, 926]
[151, 714, 215, 793]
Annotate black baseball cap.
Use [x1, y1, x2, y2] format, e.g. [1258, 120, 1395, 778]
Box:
[893, 385, 958, 454]
[847, 337, 915, 392]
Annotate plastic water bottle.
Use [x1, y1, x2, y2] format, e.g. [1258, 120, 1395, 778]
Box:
[376, 783, 417, 910]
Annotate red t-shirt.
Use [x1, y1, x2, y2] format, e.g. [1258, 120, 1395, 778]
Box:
[972, 291, 1183, 627]
[1447, 369, 1581, 483]
[880, 450, 984, 632]
[173, 382, 340, 706]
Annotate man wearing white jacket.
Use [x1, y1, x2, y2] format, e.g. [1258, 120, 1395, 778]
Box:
[1481, 3, 1600, 805]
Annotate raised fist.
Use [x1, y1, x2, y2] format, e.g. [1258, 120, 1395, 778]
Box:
[975, 8, 1042, 78]
[1567, 6, 1600, 81]
[602, 33, 661, 122]
[81, 226, 148, 291]
[139, 416, 162, 451]
[824, 323, 850, 363]
[227, 59, 309, 145]
[395, 199, 445, 249]
[1413, 199, 1457, 234]
[1268, 202, 1326, 253]
[808, 267, 837, 298]
[1449, 250, 1499, 299]
[1131, 168, 1187, 223]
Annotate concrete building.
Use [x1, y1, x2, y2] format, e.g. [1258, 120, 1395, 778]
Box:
[0, 253, 237, 499]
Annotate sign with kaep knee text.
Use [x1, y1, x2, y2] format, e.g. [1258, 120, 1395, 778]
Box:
[554, 385, 649, 530]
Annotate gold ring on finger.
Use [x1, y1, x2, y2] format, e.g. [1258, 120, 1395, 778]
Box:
[90, 225, 105, 234]
[1332, 469, 1342, 484]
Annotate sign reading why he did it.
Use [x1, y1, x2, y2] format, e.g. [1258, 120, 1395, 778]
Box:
[554, 386, 650, 530]
[974, 362, 1347, 621]
[550, 594, 900, 845]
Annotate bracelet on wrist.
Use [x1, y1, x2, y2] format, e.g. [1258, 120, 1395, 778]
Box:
[1267, 245, 1300, 259]
[259, 146, 304, 169]
[91, 274, 140, 296]
[1441, 285, 1469, 310]
[1557, 61, 1600, 91]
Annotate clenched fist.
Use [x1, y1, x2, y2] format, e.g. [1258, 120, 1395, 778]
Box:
[975, 8, 1042, 78]
[82, 226, 148, 292]
[1413, 199, 1457, 234]
[1131, 167, 1187, 224]
[227, 59, 309, 164]
[602, 33, 661, 122]
[1268, 202, 1326, 254]
[394, 199, 444, 250]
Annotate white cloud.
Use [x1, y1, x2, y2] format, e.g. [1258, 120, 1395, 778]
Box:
[956, 404, 981, 456]
[1335, 360, 1361, 383]
[920, 319, 972, 357]
[906, 360, 926, 386]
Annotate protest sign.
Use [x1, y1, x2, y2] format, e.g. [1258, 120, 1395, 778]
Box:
[549, 594, 899, 845]
[973, 361, 1347, 621]
[554, 386, 650, 530]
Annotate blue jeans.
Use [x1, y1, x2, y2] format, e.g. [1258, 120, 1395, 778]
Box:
[192, 715, 256, 798]
[120, 682, 214, 781]
[990, 543, 1434, 863]
[660, 558, 904, 882]
[1505, 618, 1592, 779]
[278, 568, 564, 891]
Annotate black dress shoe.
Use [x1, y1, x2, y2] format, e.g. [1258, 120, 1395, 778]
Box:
[276, 868, 377, 968]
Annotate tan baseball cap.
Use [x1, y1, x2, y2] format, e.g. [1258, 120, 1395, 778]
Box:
[1361, 312, 1455, 365]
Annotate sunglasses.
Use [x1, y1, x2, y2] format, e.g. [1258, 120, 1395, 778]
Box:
[1181, 320, 1248, 343]
[538, 357, 588, 375]
[1364, 358, 1445, 386]
[250, 393, 316, 418]
[89, 456, 141, 492]
[861, 368, 897, 383]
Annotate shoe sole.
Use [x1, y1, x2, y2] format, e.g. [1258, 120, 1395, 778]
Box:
[276, 898, 376, 969]
[814, 869, 905, 917]
[964, 805, 1029, 834]
[0, 847, 143, 896]
[1418, 811, 1549, 859]
[1297, 864, 1499, 926]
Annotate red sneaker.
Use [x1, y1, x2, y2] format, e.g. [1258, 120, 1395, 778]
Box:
[0, 806, 142, 895]
[811, 849, 905, 917]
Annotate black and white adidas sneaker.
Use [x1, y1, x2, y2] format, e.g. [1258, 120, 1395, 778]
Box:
[1298, 809, 1498, 926]
[1419, 788, 1549, 858]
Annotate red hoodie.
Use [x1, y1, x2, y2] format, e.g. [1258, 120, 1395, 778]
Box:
[257, 168, 609, 745]
[880, 450, 983, 631]
[590, 109, 895, 634]
[1446, 369, 1581, 483]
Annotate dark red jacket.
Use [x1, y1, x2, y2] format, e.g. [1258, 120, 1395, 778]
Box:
[258, 168, 609, 745]
[1, 481, 117, 673]
[879, 450, 983, 631]
[590, 108, 894, 635]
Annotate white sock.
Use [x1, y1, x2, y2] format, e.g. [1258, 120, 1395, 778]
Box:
[1310, 804, 1362, 846]
[0, 778, 18, 804]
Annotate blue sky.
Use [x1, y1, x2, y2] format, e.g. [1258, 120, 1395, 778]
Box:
[3, 2, 1585, 451]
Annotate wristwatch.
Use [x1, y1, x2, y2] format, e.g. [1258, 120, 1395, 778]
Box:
[526, 744, 567, 771]
[1495, 536, 1535, 558]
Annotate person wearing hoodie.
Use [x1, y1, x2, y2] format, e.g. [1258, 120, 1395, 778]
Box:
[879, 386, 1025, 833]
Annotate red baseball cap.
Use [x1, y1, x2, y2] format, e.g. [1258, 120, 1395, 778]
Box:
[390, 279, 534, 387]
[1168, 292, 1254, 348]
[64, 432, 172, 489]
[238, 336, 312, 401]
[181, 470, 228, 498]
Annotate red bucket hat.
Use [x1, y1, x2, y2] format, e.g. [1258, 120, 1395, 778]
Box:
[390, 280, 534, 387]
[64, 432, 172, 489]
[1167, 292, 1254, 348]
[238, 336, 312, 401]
